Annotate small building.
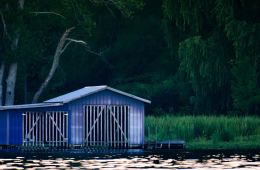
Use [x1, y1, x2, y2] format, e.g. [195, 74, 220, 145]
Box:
[0, 85, 151, 148]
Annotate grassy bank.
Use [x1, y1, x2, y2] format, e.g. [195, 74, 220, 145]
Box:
[145, 115, 260, 149]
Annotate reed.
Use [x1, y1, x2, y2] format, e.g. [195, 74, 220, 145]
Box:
[145, 115, 260, 149]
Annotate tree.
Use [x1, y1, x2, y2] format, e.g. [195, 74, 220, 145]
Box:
[178, 33, 231, 113]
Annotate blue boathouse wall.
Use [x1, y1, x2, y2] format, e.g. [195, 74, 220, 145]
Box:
[0, 87, 147, 147]
[67, 89, 145, 146]
[0, 106, 68, 145]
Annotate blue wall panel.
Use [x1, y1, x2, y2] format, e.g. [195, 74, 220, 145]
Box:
[67, 89, 145, 146]
[0, 105, 69, 145]
[0, 111, 8, 144]
[9, 110, 23, 145]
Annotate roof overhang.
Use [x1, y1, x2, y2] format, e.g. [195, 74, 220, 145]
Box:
[0, 102, 63, 111]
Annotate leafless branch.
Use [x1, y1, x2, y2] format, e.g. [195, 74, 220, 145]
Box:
[0, 10, 11, 40]
[60, 38, 88, 53]
[60, 41, 73, 54]
[66, 38, 88, 45]
[30, 11, 66, 19]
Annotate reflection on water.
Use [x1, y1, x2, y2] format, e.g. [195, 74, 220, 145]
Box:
[0, 149, 259, 169]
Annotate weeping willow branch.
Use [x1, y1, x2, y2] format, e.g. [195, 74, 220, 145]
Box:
[30, 11, 66, 19]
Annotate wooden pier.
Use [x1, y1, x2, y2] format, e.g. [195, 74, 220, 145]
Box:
[145, 140, 185, 150]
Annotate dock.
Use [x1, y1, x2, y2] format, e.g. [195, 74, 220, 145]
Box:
[145, 140, 185, 150]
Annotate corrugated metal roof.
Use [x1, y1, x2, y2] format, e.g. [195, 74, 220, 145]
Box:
[45, 85, 151, 104]
[0, 102, 63, 110]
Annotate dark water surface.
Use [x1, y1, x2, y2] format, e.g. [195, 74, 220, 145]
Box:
[0, 149, 259, 169]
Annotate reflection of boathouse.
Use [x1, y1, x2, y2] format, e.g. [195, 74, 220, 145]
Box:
[0, 85, 150, 148]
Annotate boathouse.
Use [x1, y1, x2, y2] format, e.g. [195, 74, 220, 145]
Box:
[0, 85, 151, 148]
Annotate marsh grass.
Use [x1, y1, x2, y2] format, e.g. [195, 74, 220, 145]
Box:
[145, 115, 260, 149]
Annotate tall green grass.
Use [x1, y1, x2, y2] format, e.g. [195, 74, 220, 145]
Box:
[145, 115, 260, 149]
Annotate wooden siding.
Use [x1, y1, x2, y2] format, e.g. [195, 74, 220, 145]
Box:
[67, 89, 145, 146]
[0, 111, 8, 144]
[0, 106, 68, 145]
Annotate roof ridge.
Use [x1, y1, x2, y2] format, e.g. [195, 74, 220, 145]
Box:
[44, 85, 151, 104]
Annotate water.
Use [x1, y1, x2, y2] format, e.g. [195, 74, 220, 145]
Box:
[0, 149, 259, 169]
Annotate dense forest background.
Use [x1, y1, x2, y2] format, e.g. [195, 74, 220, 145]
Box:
[0, 0, 259, 115]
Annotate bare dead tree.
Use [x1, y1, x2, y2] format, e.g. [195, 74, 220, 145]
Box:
[32, 27, 90, 103]
[32, 27, 74, 103]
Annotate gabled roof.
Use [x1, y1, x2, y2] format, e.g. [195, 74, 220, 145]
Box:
[0, 102, 63, 110]
[44, 85, 151, 104]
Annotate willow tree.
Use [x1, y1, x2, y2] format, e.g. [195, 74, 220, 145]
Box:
[178, 34, 231, 113]
[162, 0, 231, 113]
[214, 0, 260, 113]
[162, 0, 259, 114]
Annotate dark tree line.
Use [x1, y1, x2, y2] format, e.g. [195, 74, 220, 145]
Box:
[0, 0, 259, 115]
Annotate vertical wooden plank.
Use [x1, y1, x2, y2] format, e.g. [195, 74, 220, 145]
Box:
[47, 112, 49, 146]
[94, 106, 96, 146]
[39, 112, 41, 146]
[96, 106, 100, 145]
[82, 106, 85, 147]
[105, 105, 107, 146]
[34, 112, 36, 146]
[48, 112, 50, 146]
[115, 106, 120, 147]
[42, 113, 44, 146]
[113, 106, 116, 148]
[58, 112, 60, 146]
[36, 112, 38, 146]
[55, 112, 57, 147]
[40, 112, 42, 146]
[51, 112, 54, 147]
[24, 112, 26, 146]
[104, 105, 108, 146]
[46, 112, 48, 146]
[28, 112, 31, 146]
[66, 112, 68, 147]
[41, 112, 43, 146]
[87, 106, 89, 146]
[22, 113, 24, 146]
[109, 106, 113, 146]
[90, 105, 92, 146]
[23, 112, 27, 146]
[62, 112, 64, 147]
[124, 106, 128, 148]
[32, 112, 34, 146]
[100, 106, 102, 146]
[120, 106, 123, 147]
[128, 106, 130, 147]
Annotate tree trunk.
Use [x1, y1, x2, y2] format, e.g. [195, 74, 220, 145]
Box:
[3, 0, 24, 106]
[0, 63, 5, 106]
[5, 63, 17, 105]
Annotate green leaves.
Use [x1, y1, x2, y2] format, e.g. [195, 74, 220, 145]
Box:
[178, 33, 231, 113]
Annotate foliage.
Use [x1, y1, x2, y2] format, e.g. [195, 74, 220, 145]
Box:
[145, 115, 260, 149]
[178, 33, 231, 113]
[0, 0, 259, 115]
